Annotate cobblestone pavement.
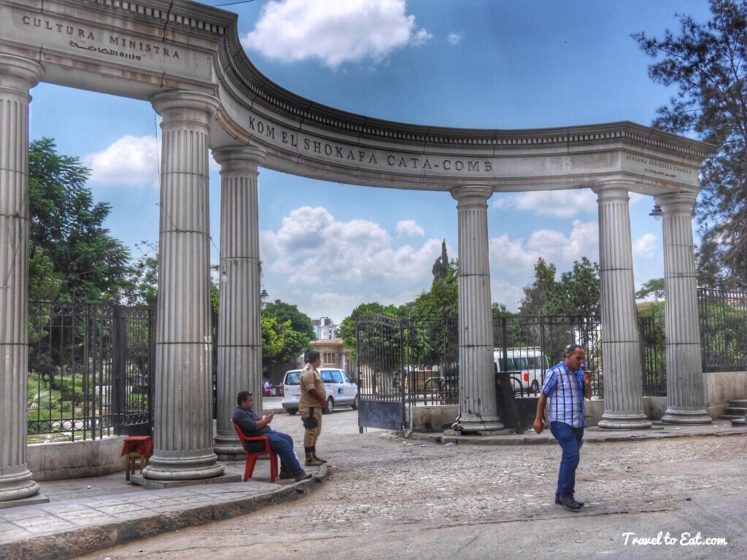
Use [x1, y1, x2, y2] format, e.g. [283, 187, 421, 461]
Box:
[77, 409, 747, 560]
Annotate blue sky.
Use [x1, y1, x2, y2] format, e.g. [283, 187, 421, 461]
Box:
[28, 0, 714, 323]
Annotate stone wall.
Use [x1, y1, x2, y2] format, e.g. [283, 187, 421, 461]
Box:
[705, 371, 747, 418]
[28, 436, 126, 481]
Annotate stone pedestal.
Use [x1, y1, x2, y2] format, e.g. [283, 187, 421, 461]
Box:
[212, 145, 266, 459]
[594, 185, 651, 429]
[0, 54, 45, 505]
[144, 90, 224, 481]
[450, 186, 504, 433]
[658, 191, 711, 424]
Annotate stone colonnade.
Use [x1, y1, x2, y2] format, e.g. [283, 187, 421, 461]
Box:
[0, 60, 712, 499]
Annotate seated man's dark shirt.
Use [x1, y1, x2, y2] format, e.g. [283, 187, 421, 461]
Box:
[232, 406, 271, 452]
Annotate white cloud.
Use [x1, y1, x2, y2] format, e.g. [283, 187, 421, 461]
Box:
[83, 135, 159, 187]
[447, 33, 462, 46]
[633, 233, 657, 258]
[242, 0, 432, 68]
[493, 190, 597, 218]
[527, 219, 599, 262]
[261, 206, 444, 287]
[396, 219, 425, 237]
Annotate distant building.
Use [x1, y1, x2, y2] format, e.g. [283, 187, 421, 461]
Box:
[312, 316, 337, 339]
[310, 338, 353, 372]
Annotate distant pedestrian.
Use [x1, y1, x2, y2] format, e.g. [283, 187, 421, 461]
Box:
[300, 350, 327, 466]
[533, 344, 592, 511]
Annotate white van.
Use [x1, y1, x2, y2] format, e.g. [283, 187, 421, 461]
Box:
[493, 347, 550, 393]
[282, 368, 359, 415]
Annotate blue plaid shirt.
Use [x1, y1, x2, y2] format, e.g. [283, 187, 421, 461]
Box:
[541, 362, 586, 428]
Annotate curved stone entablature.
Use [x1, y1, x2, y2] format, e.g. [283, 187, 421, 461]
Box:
[0, 0, 715, 194]
[214, 23, 713, 193]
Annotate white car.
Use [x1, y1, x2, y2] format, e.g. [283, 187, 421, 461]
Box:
[282, 368, 359, 414]
[494, 347, 550, 393]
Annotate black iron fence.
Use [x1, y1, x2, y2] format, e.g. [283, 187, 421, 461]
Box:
[27, 302, 154, 442]
[493, 314, 603, 397]
[699, 287, 747, 372]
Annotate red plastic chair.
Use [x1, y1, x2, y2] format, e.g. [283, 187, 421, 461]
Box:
[231, 420, 279, 482]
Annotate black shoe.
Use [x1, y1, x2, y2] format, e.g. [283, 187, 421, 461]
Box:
[279, 471, 294, 480]
[555, 495, 584, 507]
[558, 495, 582, 511]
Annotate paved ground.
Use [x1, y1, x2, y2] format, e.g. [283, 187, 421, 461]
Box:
[1, 404, 746, 560]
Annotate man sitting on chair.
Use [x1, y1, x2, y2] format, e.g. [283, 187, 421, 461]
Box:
[233, 391, 312, 482]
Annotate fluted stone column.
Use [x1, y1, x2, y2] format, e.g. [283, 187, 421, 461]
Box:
[594, 185, 651, 429]
[0, 54, 45, 506]
[658, 190, 711, 424]
[213, 145, 266, 458]
[450, 186, 504, 433]
[144, 91, 224, 481]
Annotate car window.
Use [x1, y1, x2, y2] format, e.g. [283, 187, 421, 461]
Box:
[330, 370, 343, 383]
[341, 370, 352, 383]
[507, 358, 515, 370]
[528, 356, 541, 369]
[284, 371, 301, 385]
[321, 370, 335, 383]
[514, 357, 528, 369]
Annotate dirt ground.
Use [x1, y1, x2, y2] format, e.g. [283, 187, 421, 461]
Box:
[77, 410, 747, 560]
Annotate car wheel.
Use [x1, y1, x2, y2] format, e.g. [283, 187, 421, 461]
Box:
[287, 408, 298, 415]
[323, 397, 334, 415]
[530, 380, 540, 393]
[351, 395, 358, 410]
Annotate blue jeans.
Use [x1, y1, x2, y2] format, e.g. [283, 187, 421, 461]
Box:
[266, 431, 304, 476]
[550, 421, 584, 498]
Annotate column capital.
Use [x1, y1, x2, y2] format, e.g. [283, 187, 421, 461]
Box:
[450, 185, 493, 208]
[656, 189, 698, 216]
[212, 144, 267, 172]
[0, 54, 43, 93]
[592, 183, 631, 202]
[150, 90, 220, 123]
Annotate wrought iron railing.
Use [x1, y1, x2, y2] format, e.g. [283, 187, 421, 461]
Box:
[27, 302, 154, 442]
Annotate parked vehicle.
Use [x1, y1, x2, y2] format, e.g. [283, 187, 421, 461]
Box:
[282, 368, 359, 414]
[493, 347, 550, 393]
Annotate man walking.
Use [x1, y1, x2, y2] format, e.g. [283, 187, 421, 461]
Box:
[533, 344, 592, 511]
[233, 391, 312, 482]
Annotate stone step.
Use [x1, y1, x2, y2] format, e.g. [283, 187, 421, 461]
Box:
[727, 399, 747, 407]
[731, 417, 746, 427]
[724, 406, 747, 416]
[721, 413, 746, 420]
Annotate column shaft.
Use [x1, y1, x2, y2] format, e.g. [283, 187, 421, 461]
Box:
[0, 54, 42, 503]
[145, 91, 224, 480]
[595, 186, 651, 429]
[658, 191, 710, 423]
[213, 145, 265, 458]
[451, 186, 504, 433]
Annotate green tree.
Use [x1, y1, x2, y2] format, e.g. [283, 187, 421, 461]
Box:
[338, 302, 403, 366]
[518, 258, 558, 316]
[261, 300, 314, 367]
[633, 0, 747, 287]
[29, 138, 130, 301]
[636, 278, 666, 302]
[120, 241, 159, 307]
[554, 257, 601, 317]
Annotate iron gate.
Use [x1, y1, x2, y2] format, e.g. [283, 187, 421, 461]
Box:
[27, 302, 155, 441]
[355, 315, 458, 432]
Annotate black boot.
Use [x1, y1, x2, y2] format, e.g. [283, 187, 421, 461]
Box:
[305, 447, 322, 466]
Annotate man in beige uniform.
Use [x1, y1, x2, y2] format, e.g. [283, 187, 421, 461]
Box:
[299, 350, 327, 466]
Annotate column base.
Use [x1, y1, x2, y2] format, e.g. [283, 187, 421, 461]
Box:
[452, 416, 505, 434]
[0, 471, 41, 503]
[143, 451, 225, 481]
[661, 408, 712, 424]
[598, 412, 652, 430]
[214, 434, 245, 460]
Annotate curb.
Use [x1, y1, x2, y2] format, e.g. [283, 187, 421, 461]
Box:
[0, 466, 329, 560]
[409, 425, 747, 446]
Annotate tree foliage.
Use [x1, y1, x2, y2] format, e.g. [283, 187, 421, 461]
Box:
[633, 0, 747, 287]
[29, 138, 130, 302]
[261, 300, 314, 367]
